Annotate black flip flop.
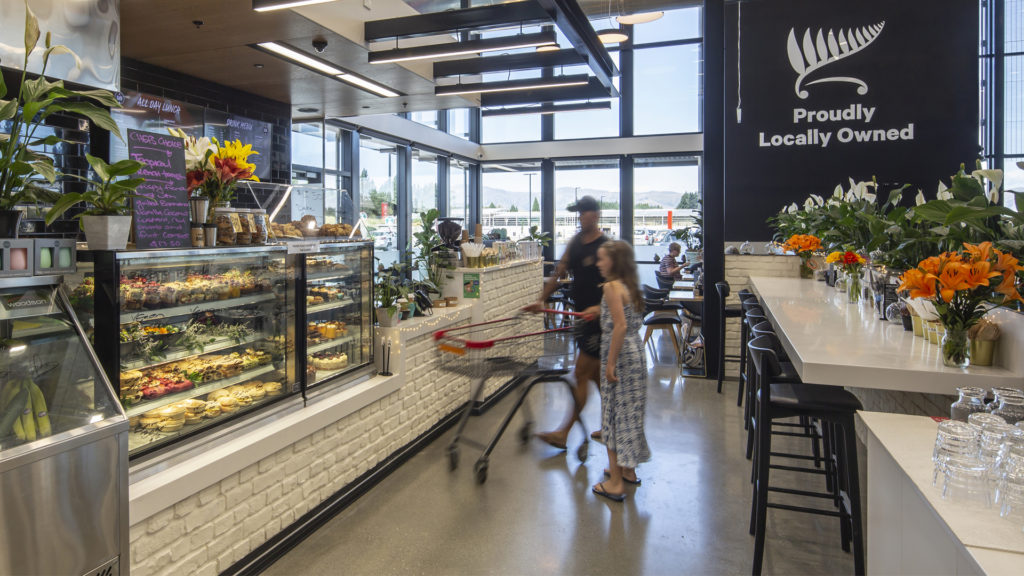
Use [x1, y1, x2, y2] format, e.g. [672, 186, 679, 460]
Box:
[603, 469, 641, 485]
[592, 482, 626, 502]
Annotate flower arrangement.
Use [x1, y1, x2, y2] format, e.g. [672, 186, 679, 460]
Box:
[897, 241, 1024, 366]
[782, 234, 822, 278]
[827, 250, 867, 303]
[168, 129, 259, 222]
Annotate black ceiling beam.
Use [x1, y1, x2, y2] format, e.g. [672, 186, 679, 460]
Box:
[365, 3, 551, 42]
[534, 0, 618, 93]
[480, 77, 611, 107]
[433, 49, 586, 78]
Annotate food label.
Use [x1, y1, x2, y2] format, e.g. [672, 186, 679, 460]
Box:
[463, 273, 480, 299]
[287, 241, 320, 255]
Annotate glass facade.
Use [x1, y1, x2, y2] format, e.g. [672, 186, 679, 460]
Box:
[450, 158, 470, 223]
[553, 158, 620, 259]
[481, 162, 542, 241]
[359, 135, 400, 268]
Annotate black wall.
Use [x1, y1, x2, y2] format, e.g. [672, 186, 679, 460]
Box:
[723, 0, 979, 241]
[119, 58, 291, 184]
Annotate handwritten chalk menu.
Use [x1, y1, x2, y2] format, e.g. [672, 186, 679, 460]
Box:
[128, 129, 190, 249]
[204, 110, 272, 180]
[111, 90, 204, 163]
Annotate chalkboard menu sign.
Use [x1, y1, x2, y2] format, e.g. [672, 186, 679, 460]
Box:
[111, 90, 204, 163]
[128, 129, 191, 249]
[204, 110, 272, 180]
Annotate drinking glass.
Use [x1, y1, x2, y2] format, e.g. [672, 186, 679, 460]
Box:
[992, 390, 1024, 425]
[933, 420, 979, 486]
[951, 387, 987, 421]
[997, 452, 1024, 521]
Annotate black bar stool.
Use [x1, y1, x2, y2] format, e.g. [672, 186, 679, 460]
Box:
[735, 290, 758, 405]
[715, 282, 744, 393]
[642, 297, 682, 360]
[747, 335, 865, 576]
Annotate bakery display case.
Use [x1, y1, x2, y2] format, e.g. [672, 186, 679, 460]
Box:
[301, 242, 374, 388]
[69, 246, 294, 458]
[0, 275, 128, 576]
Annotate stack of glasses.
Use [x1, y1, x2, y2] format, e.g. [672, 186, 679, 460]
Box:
[933, 413, 1024, 528]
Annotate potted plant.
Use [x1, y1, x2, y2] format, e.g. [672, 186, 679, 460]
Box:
[413, 208, 454, 297]
[45, 155, 144, 250]
[0, 4, 123, 237]
[672, 200, 704, 263]
[374, 260, 405, 327]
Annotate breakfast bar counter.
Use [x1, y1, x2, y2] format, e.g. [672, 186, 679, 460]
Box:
[748, 277, 1024, 395]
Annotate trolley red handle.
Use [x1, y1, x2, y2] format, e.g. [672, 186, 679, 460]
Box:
[433, 309, 589, 350]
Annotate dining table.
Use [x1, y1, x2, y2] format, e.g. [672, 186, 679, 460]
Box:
[748, 276, 1024, 395]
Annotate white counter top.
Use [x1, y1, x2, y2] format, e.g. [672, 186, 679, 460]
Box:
[749, 277, 1023, 394]
[862, 411, 1024, 575]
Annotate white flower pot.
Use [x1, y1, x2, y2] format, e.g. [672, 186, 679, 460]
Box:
[376, 306, 400, 327]
[82, 215, 132, 250]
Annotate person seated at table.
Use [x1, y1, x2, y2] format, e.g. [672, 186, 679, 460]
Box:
[658, 242, 685, 280]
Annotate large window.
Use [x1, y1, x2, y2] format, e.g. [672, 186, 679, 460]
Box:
[359, 135, 399, 268]
[481, 162, 541, 241]
[633, 156, 701, 282]
[553, 158, 620, 259]
[448, 108, 471, 141]
[450, 158, 470, 222]
[411, 149, 439, 262]
[554, 52, 620, 140]
[409, 111, 438, 130]
[291, 121, 323, 184]
[634, 43, 702, 135]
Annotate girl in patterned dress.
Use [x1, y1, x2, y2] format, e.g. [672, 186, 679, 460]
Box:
[591, 240, 650, 502]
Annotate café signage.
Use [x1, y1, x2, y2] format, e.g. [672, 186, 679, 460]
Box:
[724, 0, 977, 241]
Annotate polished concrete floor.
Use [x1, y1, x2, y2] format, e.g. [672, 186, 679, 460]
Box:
[265, 334, 855, 575]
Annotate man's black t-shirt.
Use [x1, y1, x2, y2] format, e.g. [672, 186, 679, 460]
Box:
[567, 233, 608, 312]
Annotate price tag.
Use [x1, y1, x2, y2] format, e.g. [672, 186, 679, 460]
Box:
[287, 241, 320, 255]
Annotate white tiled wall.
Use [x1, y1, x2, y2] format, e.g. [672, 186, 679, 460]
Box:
[128, 260, 543, 575]
[723, 255, 800, 378]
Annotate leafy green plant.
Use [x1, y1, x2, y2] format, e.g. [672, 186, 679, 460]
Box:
[0, 4, 122, 210]
[412, 208, 453, 294]
[526, 225, 551, 247]
[44, 155, 144, 224]
[374, 259, 406, 317]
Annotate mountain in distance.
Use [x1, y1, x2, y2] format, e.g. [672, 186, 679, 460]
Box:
[482, 185, 692, 210]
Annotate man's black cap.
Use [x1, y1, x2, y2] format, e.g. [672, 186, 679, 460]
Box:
[567, 195, 600, 213]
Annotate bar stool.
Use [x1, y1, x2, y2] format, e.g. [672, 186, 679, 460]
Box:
[735, 290, 759, 405]
[742, 307, 768, 433]
[642, 297, 682, 360]
[655, 272, 676, 291]
[747, 336, 865, 576]
[715, 282, 744, 393]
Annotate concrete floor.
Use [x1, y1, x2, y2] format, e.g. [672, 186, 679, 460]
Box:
[265, 335, 855, 576]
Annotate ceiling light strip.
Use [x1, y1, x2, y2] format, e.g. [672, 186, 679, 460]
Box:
[435, 74, 589, 96]
[252, 42, 401, 98]
[369, 31, 557, 64]
[481, 101, 612, 117]
[253, 0, 337, 12]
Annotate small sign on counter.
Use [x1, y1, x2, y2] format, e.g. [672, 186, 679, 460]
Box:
[286, 241, 320, 255]
[463, 273, 480, 299]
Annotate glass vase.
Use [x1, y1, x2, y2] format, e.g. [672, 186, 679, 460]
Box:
[846, 271, 861, 304]
[941, 324, 971, 368]
[950, 387, 987, 421]
[799, 258, 814, 279]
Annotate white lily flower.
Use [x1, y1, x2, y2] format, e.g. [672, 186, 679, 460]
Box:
[832, 184, 844, 198]
[971, 169, 1004, 202]
[811, 194, 824, 206]
[787, 203, 799, 214]
[915, 190, 926, 206]
[804, 197, 815, 211]
[827, 198, 841, 207]
[937, 180, 952, 201]
[863, 192, 877, 203]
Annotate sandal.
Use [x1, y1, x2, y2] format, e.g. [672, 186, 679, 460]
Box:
[603, 469, 641, 485]
[592, 481, 626, 502]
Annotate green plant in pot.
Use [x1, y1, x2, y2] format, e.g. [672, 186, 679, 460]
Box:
[374, 260, 406, 327]
[0, 4, 123, 237]
[672, 200, 703, 262]
[413, 208, 454, 296]
[45, 155, 144, 250]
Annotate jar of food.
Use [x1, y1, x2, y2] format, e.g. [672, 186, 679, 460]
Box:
[214, 207, 238, 246]
[252, 210, 268, 245]
[235, 208, 253, 245]
[950, 387, 987, 422]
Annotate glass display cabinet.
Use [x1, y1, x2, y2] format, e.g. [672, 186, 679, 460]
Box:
[300, 242, 374, 389]
[69, 246, 294, 458]
[0, 275, 128, 576]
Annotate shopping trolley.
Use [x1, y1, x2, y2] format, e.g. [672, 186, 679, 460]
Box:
[434, 309, 591, 483]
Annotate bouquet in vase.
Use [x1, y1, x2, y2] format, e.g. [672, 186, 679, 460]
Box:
[168, 128, 259, 222]
[782, 234, 823, 278]
[897, 242, 1023, 367]
[826, 250, 867, 303]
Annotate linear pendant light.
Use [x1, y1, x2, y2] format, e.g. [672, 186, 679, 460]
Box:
[253, 42, 400, 98]
[369, 31, 557, 64]
[482, 101, 612, 117]
[596, 28, 629, 44]
[435, 74, 589, 96]
[253, 0, 337, 12]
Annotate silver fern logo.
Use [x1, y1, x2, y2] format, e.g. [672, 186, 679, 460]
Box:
[787, 22, 885, 99]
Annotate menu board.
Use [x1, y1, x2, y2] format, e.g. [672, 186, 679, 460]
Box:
[111, 91, 204, 163]
[128, 130, 190, 249]
[204, 110, 273, 180]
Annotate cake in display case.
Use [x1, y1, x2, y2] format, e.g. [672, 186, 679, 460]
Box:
[69, 246, 294, 457]
[302, 243, 373, 387]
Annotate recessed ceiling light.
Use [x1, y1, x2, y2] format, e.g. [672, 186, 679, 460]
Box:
[298, 107, 319, 113]
[256, 42, 343, 75]
[253, 63, 264, 69]
[335, 73, 400, 98]
[252, 0, 337, 12]
[597, 28, 629, 45]
[616, 12, 664, 25]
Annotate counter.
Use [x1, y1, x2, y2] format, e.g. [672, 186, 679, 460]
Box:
[126, 257, 543, 575]
[863, 411, 1024, 575]
[749, 276, 1024, 395]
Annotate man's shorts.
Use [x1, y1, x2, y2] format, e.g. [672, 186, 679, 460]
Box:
[576, 317, 601, 359]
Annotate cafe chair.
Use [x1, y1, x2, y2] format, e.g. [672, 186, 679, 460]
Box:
[642, 297, 682, 361]
[544, 288, 570, 330]
[735, 290, 759, 406]
[747, 336, 865, 576]
[655, 271, 676, 291]
[715, 282, 744, 394]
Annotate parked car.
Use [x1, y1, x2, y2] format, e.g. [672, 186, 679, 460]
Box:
[632, 229, 657, 245]
[370, 228, 396, 250]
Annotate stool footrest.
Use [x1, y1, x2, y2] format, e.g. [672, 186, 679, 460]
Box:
[771, 431, 816, 438]
[768, 452, 819, 461]
[768, 464, 828, 476]
[766, 502, 842, 517]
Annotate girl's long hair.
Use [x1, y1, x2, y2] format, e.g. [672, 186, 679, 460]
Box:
[600, 240, 644, 311]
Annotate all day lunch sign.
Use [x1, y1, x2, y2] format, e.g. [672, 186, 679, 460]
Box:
[128, 129, 190, 249]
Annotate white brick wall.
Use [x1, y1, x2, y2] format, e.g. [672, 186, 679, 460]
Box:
[128, 259, 543, 575]
[722, 255, 800, 378]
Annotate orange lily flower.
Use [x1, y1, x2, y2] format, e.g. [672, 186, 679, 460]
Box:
[936, 263, 970, 302]
[898, 269, 937, 300]
[994, 271, 1023, 303]
[919, 256, 942, 276]
[963, 241, 993, 263]
[962, 260, 1002, 289]
[993, 250, 1024, 274]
